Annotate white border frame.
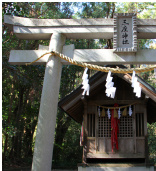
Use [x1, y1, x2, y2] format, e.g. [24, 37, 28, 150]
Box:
[113, 13, 137, 52]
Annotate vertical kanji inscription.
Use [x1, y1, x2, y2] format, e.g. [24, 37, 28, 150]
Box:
[113, 13, 137, 52]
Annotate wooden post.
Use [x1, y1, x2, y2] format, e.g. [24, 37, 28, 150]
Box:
[133, 105, 136, 153]
[81, 97, 87, 164]
[95, 105, 98, 152]
[31, 32, 66, 171]
[144, 106, 149, 165]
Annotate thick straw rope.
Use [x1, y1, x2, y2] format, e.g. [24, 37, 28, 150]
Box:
[26, 50, 156, 74]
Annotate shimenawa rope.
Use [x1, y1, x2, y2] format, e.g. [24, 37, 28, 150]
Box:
[26, 50, 156, 74]
[91, 101, 139, 110]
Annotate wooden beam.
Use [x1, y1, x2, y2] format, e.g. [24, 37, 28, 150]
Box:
[4, 15, 156, 40]
[4, 15, 114, 27]
[74, 49, 156, 64]
[9, 49, 156, 65]
[9, 44, 74, 65]
[88, 100, 144, 105]
[13, 26, 113, 40]
[87, 152, 145, 158]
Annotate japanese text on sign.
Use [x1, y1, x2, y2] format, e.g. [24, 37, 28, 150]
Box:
[114, 13, 137, 52]
[117, 17, 132, 48]
[121, 19, 129, 45]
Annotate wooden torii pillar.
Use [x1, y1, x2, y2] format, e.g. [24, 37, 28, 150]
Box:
[4, 13, 156, 171]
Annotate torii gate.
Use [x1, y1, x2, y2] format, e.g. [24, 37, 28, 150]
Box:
[4, 13, 156, 171]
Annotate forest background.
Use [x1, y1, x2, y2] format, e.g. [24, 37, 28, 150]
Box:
[2, 2, 156, 169]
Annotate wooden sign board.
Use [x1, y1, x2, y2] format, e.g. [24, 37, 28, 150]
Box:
[113, 13, 137, 52]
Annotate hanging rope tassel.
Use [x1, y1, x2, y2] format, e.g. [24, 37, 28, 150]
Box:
[114, 108, 118, 118]
[101, 108, 106, 117]
[122, 108, 127, 116]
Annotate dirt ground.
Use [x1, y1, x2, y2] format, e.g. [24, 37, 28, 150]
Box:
[2, 165, 77, 171]
[3, 167, 77, 171]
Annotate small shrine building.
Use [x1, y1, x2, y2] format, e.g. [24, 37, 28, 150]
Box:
[59, 66, 156, 171]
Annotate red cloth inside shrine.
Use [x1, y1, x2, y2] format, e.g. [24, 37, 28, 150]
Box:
[111, 103, 120, 152]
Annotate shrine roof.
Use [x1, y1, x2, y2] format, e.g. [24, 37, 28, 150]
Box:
[58, 65, 156, 124]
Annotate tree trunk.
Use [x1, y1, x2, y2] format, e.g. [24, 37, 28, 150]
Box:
[106, 2, 110, 18]
[13, 86, 24, 159]
[111, 3, 115, 19]
[2, 134, 8, 164]
[12, 86, 29, 161]
[107, 39, 113, 49]
[2, 74, 16, 164]
[24, 117, 37, 158]
[53, 112, 71, 161]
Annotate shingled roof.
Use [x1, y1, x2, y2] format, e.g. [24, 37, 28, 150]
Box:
[58, 67, 156, 124]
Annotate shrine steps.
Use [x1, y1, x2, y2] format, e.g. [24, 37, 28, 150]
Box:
[78, 163, 154, 171]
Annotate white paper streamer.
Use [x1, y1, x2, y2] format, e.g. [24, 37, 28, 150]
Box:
[131, 71, 141, 98]
[118, 108, 121, 119]
[154, 68, 156, 79]
[107, 108, 111, 119]
[131, 71, 135, 87]
[98, 106, 101, 117]
[105, 71, 116, 98]
[128, 105, 132, 116]
[82, 68, 90, 96]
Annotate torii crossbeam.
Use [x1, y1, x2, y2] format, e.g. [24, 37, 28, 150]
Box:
[4, 13, 156, 171]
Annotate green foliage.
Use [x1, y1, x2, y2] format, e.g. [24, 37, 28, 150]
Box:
[53, 119, 83, 166]
[115, 2, 156, 17]
[74, 2, 115, 19]
[2, 2, 156, 169]
[148, 123, 156, 164]
[2, 2, 64, 167]
[139, 69, 156, 89]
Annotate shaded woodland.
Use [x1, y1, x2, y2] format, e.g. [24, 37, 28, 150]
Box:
[2, 2, 156, 168]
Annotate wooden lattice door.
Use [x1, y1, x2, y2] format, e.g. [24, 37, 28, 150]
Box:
[86, 104, 146, 158]
[97, 110, 134, 154]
